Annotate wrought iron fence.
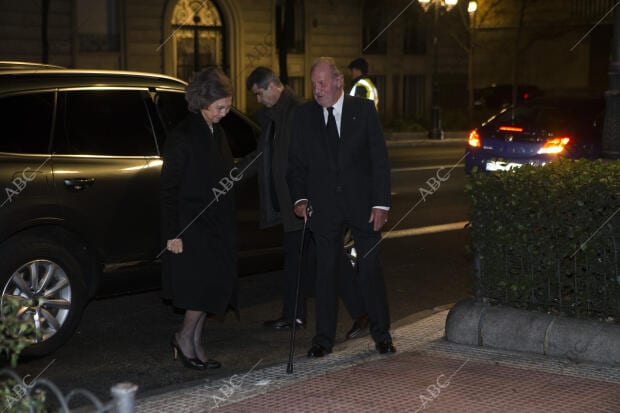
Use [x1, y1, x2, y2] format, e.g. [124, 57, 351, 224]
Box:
[474, 234, 620, 321]
[0, 368, 137, 413]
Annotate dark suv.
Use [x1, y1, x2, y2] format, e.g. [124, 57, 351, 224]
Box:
[0, 68, 282, 355]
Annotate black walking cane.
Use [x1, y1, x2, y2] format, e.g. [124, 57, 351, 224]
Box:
[286, 203, 312, 374]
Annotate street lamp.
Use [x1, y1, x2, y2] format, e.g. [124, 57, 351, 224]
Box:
[467, 1, 477, 125]
[418, 0, 458, 139]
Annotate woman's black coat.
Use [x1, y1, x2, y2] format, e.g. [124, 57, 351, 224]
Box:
[160, 112, 238, 314]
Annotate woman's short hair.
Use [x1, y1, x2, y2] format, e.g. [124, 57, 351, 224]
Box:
[185, 67, 233, 113]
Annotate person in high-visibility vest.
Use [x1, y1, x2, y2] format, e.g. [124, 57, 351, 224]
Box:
[347, 57, 379, 110]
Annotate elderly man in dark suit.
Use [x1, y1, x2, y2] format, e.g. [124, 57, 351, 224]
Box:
[245, 67, 368, 338]
[287, 57, 395, 356]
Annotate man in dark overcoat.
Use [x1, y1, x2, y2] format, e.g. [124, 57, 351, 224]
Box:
[245, 67, 367, 336]
[287, 57, 395, 357]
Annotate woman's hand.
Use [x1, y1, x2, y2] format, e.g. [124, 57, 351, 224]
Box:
[167, 238, 183, 254]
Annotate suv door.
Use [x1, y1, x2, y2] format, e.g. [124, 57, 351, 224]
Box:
[52, 88, 162, 265]
[0, 92, 58, 238]
[0, 90, 80, 356]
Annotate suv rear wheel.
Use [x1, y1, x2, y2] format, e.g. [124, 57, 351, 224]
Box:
[0, 236, 87, 356]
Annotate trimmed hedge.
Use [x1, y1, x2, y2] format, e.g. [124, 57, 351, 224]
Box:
[467, 159, 620, 321]
[1, 297, 46, 411]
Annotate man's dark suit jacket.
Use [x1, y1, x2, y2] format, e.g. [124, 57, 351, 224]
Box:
[246, 87, 305, 232]
[287, 95, 391, 234]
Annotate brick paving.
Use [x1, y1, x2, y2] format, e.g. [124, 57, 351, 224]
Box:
[136, 310, 620, 413]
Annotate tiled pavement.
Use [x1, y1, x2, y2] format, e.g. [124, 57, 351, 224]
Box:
[136, 310, 620, 412]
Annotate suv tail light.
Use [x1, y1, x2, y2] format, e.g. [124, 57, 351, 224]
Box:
[537, 137, 570, 154]
[468, 130, 481, 147]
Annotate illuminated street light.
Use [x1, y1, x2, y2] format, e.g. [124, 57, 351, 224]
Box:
[417, 0, 458, 139]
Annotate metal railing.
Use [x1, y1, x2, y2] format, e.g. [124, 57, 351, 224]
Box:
[0, 368, 137, 413]
[474, 235, 620, 321]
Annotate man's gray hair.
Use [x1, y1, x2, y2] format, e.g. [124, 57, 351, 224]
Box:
[311, 57, 342, 79]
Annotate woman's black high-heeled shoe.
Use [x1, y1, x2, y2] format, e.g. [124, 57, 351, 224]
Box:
[171, 337, 207, 370]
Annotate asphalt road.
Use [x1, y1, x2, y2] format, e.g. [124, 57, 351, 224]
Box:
[10, 143, 474, 405]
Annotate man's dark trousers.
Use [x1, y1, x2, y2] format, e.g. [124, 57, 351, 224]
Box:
[282, 229, 365, 323]
[312, 198, 390, 350]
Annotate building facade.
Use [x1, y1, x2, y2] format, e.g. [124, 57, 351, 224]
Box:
[472, 0, 614, 96]
[0, 0, 614, 127]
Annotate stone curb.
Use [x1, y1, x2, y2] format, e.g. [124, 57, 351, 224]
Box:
[445, 298, 620, 366]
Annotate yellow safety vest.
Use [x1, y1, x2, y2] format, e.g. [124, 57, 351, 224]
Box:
[349, 77, 379, 110]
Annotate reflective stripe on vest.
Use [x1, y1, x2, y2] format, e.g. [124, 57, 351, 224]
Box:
[349, 78, 379, 109]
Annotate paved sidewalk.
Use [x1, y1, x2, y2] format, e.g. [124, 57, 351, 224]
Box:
[136, 310, 620, 412]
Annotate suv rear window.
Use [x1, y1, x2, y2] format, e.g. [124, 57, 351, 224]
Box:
[53, 89, 158, 156]
[492, 99, 603, 138]
[155, 90, 188, 133]
[0, 92, 54, 154]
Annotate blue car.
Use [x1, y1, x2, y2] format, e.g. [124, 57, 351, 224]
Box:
[465, 96, 604, 174]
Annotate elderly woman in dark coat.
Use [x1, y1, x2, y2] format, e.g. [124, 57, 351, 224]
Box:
[160, 67, 238, 370]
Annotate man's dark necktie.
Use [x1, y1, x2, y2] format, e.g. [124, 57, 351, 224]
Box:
[326, 106, 339, 159]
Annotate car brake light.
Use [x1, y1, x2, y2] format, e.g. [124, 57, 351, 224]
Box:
[537, 137, 570, 154]
[498, 126, 524, 132]
[523, 92, 529, 100]
[468, 130, 480, 147]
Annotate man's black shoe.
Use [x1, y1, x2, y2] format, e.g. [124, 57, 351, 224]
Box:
[345, 314, 369, 340]
[307, 344, 332, 357]
[202, 358, 222, 369]
[263, 317, 305, 330]
[375, 340, 396, 354]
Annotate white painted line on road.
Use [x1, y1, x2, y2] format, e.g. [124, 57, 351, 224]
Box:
[392, 164, 465, 173]
[382, 221, 469, 239]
